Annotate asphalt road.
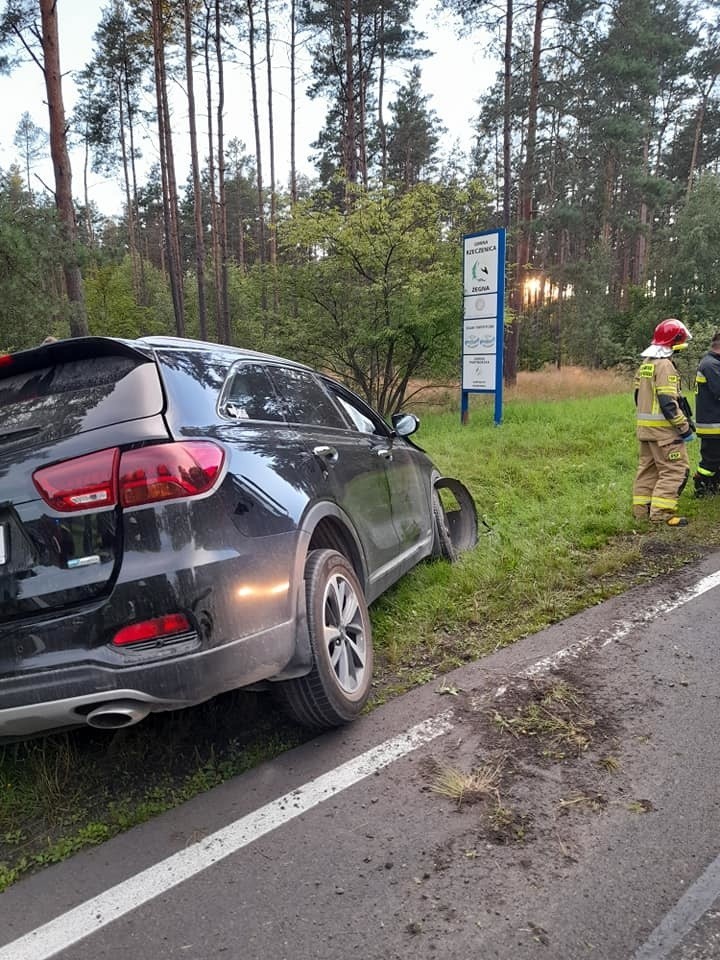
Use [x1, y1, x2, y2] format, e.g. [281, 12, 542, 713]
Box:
[2, 551, 720, 960]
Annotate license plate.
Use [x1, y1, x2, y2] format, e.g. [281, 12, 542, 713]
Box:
[0, 523, 7, 566]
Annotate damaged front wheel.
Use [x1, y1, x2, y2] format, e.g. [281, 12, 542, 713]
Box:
[432, 477, 478, 561]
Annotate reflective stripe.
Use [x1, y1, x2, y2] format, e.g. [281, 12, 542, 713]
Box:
[652, 496, 678, 509]
[697, 374, 707, 383]
[697, 466, 715, 477]
[636, 417, 674, 428]
[696, 423, 720, 435]
[633, 495, 652, 505]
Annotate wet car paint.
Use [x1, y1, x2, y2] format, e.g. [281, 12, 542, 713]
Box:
[0, 336, 445, 738]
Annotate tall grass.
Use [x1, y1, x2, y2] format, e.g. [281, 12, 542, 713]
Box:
[409, 365, 632, 411]
[505, 365, 631, 401]
[371, 385, 720, 685]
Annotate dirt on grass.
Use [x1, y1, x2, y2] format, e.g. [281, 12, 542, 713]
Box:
[369, 530, 708, 705]
[415, 664, 628, 856]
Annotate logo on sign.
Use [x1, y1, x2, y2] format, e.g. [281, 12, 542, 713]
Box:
[472, 261, 489, 282]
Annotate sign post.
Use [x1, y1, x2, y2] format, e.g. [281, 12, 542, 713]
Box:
[461, 228, 506, 425]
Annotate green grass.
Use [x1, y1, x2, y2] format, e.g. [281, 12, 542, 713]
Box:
[3, 387, 720, 889]
[0, 698, 304, 891]
[370, 392, 720, 688]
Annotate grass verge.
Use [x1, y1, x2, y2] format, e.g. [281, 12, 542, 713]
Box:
[370, 390, 720, 694]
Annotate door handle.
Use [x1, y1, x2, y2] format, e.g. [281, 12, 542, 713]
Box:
[313, 445, 339, 467]
[375, 447, 393, 461]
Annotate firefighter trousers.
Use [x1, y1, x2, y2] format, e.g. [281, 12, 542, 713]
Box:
[698, 436, 720, 481]
[633, 438, 689, 520]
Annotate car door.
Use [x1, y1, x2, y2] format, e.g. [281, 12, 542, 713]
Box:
[321, 382, 434, 574]
[265, 364, 403, 583]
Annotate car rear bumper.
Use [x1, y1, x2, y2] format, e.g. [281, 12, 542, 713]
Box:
[0, 616, 310, 739]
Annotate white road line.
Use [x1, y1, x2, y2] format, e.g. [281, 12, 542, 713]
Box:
[631, 853, 720, 960]
[0, 712, 453, 960]
[521, 568, 720, 679]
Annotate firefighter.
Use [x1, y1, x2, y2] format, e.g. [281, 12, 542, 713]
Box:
[632, 318, 695, 526]
[693, 330, 720, 496]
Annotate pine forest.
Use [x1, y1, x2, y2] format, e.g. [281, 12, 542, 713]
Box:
[1, 0, 719, 411]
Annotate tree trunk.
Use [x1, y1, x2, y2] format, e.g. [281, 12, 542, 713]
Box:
[247, 0, 266, 268]
[184, 0, 208, 339]
[122, 24, 147, 305]
[515, 0, 543, 279]
[502, 0, 517, 385]
[290, 0, 297, 204]
[117, 75, 141, 302]
[204, 1, 223, 339]
[356, 9, 368, 187]
[81, 122, 94, 248]
[343, 0, 357, 190]
[635, 136, 649, 286]
[39, 0, 88, 337]
[151, 0, 185, 335]
[264, 0, 279, 309]
[502, 0, 512, 231]
[378, 6, 387, 186]
[686, 101, 704, 199]
[214, 0, 231, 341]
[507, 0, 544, 384]
[601, 155, 615, 245]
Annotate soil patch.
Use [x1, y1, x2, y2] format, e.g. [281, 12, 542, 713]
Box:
[417, 663, 632, 862]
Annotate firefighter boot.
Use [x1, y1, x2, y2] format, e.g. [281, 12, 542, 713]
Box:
[693, 469, 717, 498]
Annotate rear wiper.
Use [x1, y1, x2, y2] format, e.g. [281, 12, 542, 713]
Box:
[0, 427, 42, 446]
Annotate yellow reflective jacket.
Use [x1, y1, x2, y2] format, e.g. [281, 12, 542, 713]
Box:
[634, 357, 691, 441]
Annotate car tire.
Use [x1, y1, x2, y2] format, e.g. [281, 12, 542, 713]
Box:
[432, 487, 457, 562]
[276, 549, 374, 729]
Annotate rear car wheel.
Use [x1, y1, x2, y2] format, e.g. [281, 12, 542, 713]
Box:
[277, 549, 373, 729]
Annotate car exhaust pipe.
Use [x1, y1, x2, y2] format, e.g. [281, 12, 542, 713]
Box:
[85, 700, 151, 730]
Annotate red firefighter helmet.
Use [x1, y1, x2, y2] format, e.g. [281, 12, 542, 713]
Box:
[652, 318, 692, 349]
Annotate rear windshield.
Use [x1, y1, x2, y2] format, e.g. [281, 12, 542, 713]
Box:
[0, 356, 164, 443]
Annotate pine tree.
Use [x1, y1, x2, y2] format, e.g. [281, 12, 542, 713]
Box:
[386, 66, 444, 189]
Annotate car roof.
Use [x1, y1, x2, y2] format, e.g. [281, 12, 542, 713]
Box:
[0, 335, 316, 381]
[134, 335, 314, 371]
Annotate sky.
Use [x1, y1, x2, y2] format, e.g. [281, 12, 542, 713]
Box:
[0, 0, 498, 217]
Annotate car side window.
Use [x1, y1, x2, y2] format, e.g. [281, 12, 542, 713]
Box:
[221, 362, 285, 422]
[268, 366, 347, 429]
[326, 385, 389, 436]
[336, 396, 377, 434]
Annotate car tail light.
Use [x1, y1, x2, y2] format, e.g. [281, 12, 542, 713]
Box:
[112, 613, 191, 646]
[33, 442, 224, 512]
[0, 354, 12, 367]
[33, 448, 119, 512]
[119, 441, 224, 507]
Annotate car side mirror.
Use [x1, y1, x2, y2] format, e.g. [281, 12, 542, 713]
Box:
[391, 413, 419, 437]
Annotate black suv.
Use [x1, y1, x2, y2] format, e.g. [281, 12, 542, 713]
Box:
[0, 336, 476, 739]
